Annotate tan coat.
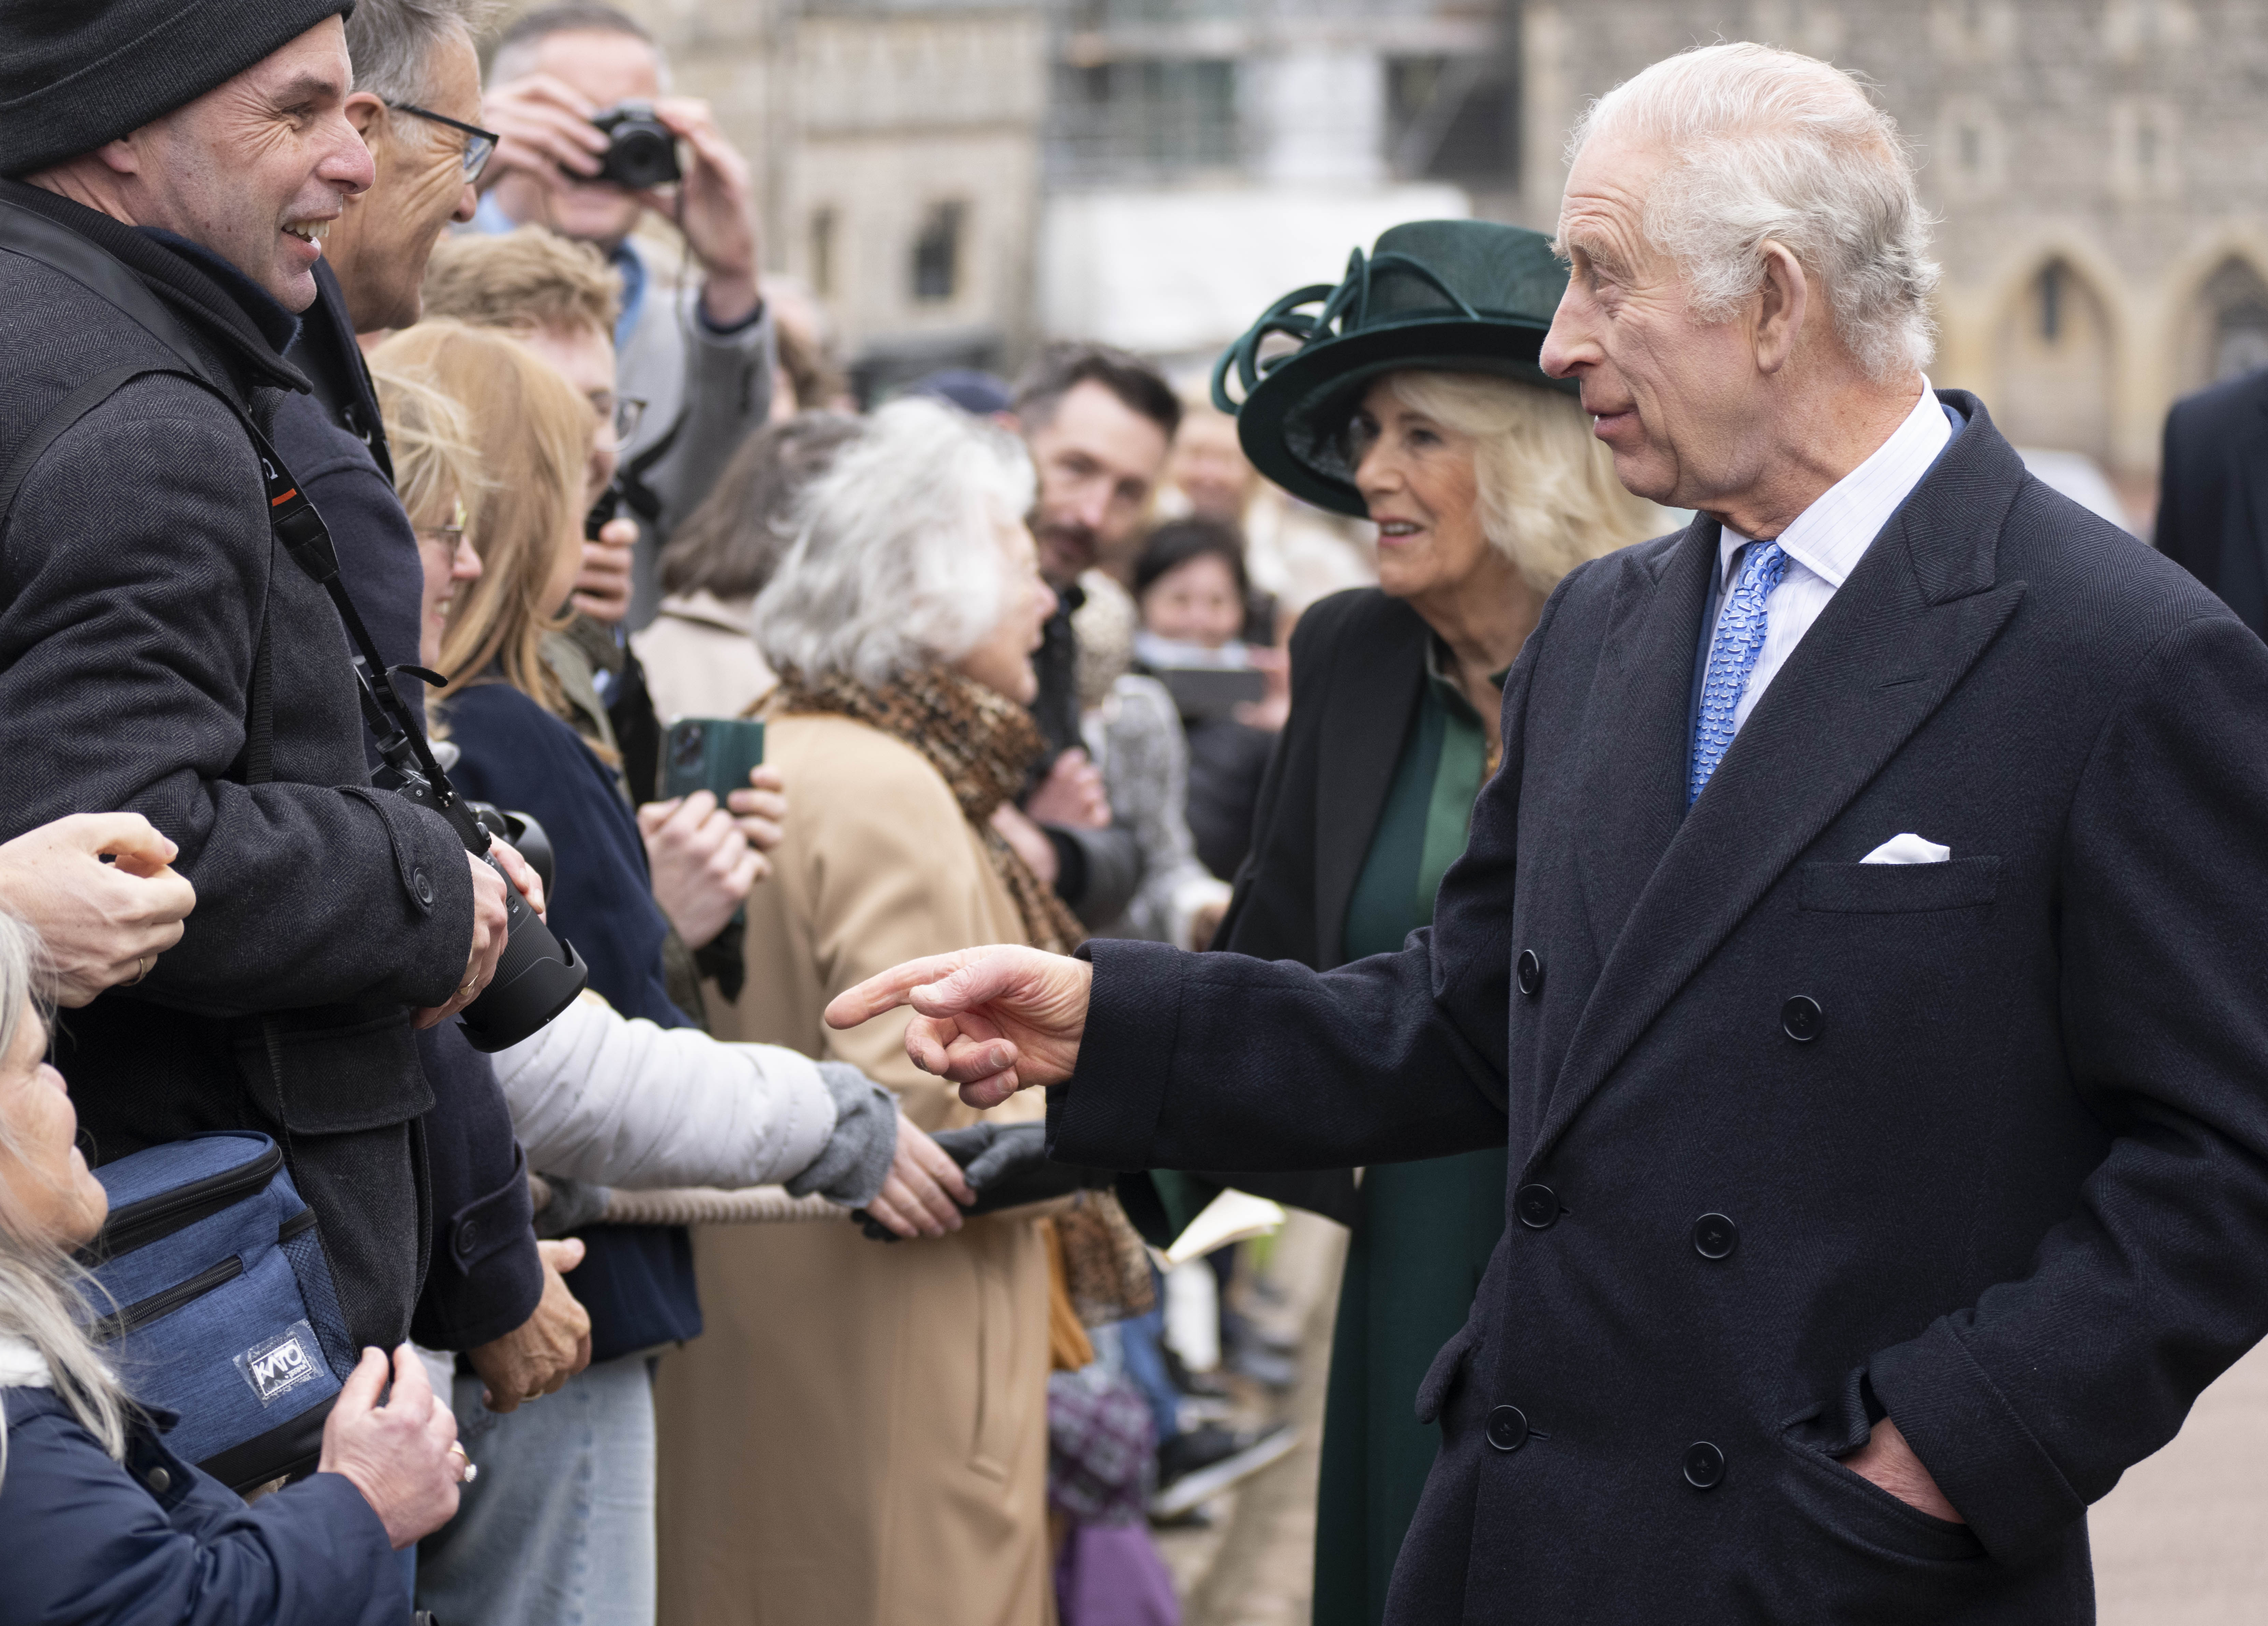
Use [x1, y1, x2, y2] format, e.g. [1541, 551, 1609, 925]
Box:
[655, 714, 1053, 1626]
[628, 590, 777, 725]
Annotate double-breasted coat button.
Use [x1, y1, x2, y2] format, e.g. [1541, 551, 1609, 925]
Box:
[145, 1465, 172, 1494]
[1486, 1405, 1530, 1452]
[1516, 949, 1544, 996]
[1692, 1213, 1738, 1260]
[1683, 1441, 1726, 1489]
[1781, 995, 1823, 1043]
[1515, 1183, 1559, 1229]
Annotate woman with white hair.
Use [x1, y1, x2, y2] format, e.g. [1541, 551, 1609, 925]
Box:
[655, 397, 1069, 1626]
[0, 911, 464, 1624]
[1202, 219, 1660, 1626]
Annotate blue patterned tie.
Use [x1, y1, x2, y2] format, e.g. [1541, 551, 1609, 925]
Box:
[1689, 540, 1789, 804]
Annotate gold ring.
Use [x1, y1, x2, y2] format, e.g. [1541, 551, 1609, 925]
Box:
[129, 956, 151, 986]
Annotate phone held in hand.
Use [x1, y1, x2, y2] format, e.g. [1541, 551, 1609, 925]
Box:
[661, 717, 766, 806]
[1156, 666, 1266, 722]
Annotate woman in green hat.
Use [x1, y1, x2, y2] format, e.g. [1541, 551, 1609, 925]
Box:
[1206, 220, 1658, 1624]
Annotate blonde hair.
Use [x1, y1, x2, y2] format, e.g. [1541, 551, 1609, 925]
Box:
[367, 321, 595, 718]
[421, 226, 622, 341]
[1379, 370, 1659, 592]
[0, 913, 128, 1490]
[368, 361, 484, 534]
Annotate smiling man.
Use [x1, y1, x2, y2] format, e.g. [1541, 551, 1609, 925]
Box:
[825, 43, 2268, 1624]
[0, 2, 515, 1371]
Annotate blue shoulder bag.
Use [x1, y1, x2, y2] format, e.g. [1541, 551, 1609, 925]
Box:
[83, 1131, 358, 1492]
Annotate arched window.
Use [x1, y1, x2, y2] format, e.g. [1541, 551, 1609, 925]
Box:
[2199, 257, 2268, 382]
[1996, 256, 2114, 460]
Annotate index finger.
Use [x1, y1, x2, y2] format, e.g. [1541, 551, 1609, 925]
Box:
[62, 811, 179, 867]
[825, 952, 976, 1029]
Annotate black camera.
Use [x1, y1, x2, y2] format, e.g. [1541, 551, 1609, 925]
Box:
[591, 102, 680, 189]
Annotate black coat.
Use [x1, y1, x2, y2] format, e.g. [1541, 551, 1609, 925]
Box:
[2157, 366, 2268, 637]
[276, 262, 544, 1354]
[1052, 395, 2268, 1622]
[0, 184, 475, 1352]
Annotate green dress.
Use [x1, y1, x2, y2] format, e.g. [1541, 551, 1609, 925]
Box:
[1313, 640, 1509, 1626]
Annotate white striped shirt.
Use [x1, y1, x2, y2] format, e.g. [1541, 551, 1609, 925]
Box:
[1713, 380, 1952, 733]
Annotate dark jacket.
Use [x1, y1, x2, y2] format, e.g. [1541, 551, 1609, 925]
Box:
[1052, 396, 2268, 1622]
[443, 682, 701, 1363]
[275, 261, 544, 1354]
[2156, 366, 2268, 637]
[0, 1386, 404, 1626]
[0, 184, 474, 1353]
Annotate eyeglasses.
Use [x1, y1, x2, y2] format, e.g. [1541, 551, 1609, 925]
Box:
[388, 103, 501, 183]
[614, 395, 648, 443]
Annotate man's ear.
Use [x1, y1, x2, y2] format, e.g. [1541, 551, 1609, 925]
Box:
[1752, 240, 1809, 378]
[344, 91, 386, 146]
[95, 137, 142, 177]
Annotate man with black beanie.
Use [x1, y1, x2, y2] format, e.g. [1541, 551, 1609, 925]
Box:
[0, 4, 529, 1371]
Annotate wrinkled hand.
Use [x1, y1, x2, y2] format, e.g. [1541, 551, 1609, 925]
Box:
[0, 813, 196, 1005]
[639, 98, 759, 326]
[638, 790, 760, 947]
[861, 1116, 976, 1239]
[478, 73, 607, 192]
[1841, 1416, 1963, 1523]
[318, 1345, 462, 1550]
[413, 851, 511, 1030]
[725, 765, 787, 855]
[827, 946, 1092, 1110]
[572, 517, 637, 625]
[989, 803, 1058, 887]
[466, 1238, 591, 1413]
[1023, 749, 1110, 829]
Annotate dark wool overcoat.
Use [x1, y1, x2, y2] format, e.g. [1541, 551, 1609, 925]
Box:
[1052, 394, 2268, 1623]
[0, 184, 475, 1350]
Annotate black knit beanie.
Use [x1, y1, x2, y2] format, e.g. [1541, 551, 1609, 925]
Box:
[0, 0, 355, 179]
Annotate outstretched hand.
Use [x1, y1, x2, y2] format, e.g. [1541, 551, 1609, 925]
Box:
[824, 946, 1093, 1110]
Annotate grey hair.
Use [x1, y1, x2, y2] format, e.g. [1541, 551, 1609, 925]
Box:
[0, 913, 128, 1491]
[753, 398, 1038, 689]
[346, 0, 498, 149]
[1566, 42, 1940, 382]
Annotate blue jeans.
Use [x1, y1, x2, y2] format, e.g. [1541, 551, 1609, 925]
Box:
[415, 1352, 657, 1626]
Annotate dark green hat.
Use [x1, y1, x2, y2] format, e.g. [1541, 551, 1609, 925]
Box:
[1211, 219, 1574, 518]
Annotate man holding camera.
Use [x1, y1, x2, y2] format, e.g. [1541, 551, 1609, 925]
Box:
[0, 3, 526, 1360]
[474, 3, 777, 630]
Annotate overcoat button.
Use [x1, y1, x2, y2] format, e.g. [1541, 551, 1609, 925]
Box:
[456, 1220, 480, 1257]
[145, 1465, 172, 1494]
[1683, 1440, 1726, 1489]
[1486, 1405, 1530, 1452]
[412, 866, 435, 909]
[1692, 1213, 1738, 1260]
[1516, 949, 1544, 996]
[1781, 995, 1823, 1043]
[1515, 1183, 1559, 1229]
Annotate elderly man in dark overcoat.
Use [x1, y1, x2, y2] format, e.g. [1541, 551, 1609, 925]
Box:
[829, 41, 2268, 1625]
[0, 3, 520, 1359]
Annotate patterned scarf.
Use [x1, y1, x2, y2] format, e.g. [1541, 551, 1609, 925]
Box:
[773, 664, 1087, 955]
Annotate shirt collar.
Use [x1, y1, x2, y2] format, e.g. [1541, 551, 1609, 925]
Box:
[1717, 378, 1951, 590]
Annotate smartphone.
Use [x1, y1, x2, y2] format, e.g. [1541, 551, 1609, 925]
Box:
[660, 717, 766, 806]
[1156, 666, 1266, 722]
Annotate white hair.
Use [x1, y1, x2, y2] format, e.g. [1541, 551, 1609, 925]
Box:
[345, 0, 496, 108]
[754, 398, 1038, 689]
[1566, 42, 1940, 382]
[0, 912, 128, 1492]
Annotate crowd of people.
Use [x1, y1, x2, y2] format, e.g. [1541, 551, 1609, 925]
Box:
[6, 6, 2268, 1626]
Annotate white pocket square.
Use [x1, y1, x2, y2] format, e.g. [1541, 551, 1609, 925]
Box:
[1861, 833, 1951, 865]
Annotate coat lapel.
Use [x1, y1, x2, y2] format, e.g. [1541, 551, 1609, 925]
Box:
[1314, 598, 1428, 967]
[1570, 518, 1719, 966]
[1529, 398, 2030, 1169]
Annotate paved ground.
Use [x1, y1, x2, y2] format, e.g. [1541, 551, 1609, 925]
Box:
[2092, 1337, 2268, 1623]
[1164, 1224, 2268, 1626]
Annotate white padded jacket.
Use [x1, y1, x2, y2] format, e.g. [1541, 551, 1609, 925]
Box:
[488, 990, 896, 1203]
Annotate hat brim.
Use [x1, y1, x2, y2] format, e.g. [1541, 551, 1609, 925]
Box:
[1236, 318, 1575, 519]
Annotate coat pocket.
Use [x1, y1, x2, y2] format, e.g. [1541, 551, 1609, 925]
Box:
[1776, 1432, 1985, 1565]
[1415, 1317, 1484, 1425]
[1797, 856, 2000, 915]
[232, 1004, 435, 1135]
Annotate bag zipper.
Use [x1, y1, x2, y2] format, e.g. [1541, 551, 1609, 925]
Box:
[89, 1141, 284, 1262]
[90, 1255, 245, 1343]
